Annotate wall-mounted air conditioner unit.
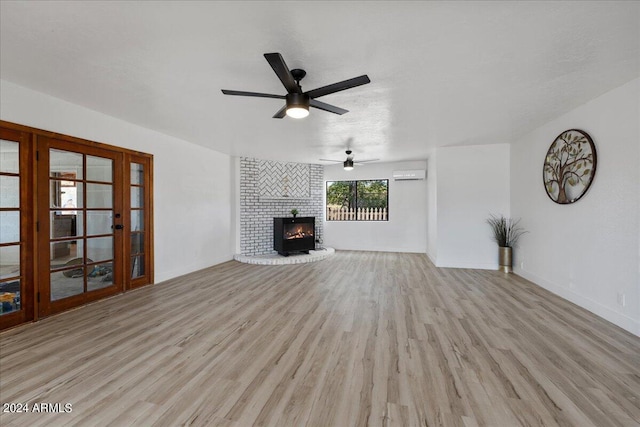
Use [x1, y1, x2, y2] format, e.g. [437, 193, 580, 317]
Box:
[392, 169, 426, 180]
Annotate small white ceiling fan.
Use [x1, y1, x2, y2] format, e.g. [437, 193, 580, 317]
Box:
[319, 150, 379, 170]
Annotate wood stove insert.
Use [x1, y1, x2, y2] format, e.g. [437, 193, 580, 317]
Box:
[273, 217, 315, 256]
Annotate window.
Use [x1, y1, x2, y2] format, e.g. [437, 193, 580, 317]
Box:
[326, 180, 388, 221]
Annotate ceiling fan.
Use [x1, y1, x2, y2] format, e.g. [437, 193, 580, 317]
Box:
[319, 150, 379, 171]
[221, 53, 370, 119]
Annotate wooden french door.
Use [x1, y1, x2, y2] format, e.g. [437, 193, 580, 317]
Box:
[125, 153, 153, 289]
[0, 121, 154, 329]
[36, 137, 125, 317]
[0, 128, 35, 330]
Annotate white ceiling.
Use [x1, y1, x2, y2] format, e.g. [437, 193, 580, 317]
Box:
[1, 1, 638, 164]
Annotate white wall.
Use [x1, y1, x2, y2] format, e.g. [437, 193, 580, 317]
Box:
[1, 80, 234, 283]
[434, 144, 511, 269]
[231, 157, 241, 255]
[323, 161, 427, 253]
[426, 153, 438, 263]
[511, 78, 640, 336]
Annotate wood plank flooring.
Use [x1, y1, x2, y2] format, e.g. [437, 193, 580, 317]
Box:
[1, 251, 639, 426]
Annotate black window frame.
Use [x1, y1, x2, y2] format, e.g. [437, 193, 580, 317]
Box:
[325, 179, 389, 221]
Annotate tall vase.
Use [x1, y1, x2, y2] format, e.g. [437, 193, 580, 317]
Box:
[499, 246, 512, 273]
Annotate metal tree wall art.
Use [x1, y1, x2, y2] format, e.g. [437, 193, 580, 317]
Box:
[543, 129, 597, 204]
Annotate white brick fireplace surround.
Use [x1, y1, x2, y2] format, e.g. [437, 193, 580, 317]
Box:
[239, 157, 324, 256]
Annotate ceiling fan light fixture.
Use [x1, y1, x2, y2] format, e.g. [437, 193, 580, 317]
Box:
[286, 106, 309, 119]
[343, 159, 354, 170]
[285, 93, 310, 119]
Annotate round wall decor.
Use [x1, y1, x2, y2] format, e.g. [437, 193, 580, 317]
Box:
[543, 129, 596, 204]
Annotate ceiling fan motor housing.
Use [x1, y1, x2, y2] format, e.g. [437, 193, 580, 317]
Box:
[286, 92, 310, 109]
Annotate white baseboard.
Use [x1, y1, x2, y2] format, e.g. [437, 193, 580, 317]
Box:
[515, 267, 640, 337]
[436, 261, 498, 270]
[156, 255, 234, 284]
[329, 245, 427, 254]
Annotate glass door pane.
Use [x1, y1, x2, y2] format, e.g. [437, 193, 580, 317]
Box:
[0, 128, 34, 329]
[38, 136, 123, 318]
[130, 162, 145, 280]
[49, 148, 116, 300]
[0, 139, 21, 316]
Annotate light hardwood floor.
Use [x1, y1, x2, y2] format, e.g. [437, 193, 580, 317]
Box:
[1, 251, 639, 426]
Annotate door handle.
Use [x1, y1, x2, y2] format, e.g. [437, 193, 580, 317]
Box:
[114, 224, 124, 230]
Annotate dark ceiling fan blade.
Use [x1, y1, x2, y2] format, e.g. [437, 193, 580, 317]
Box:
[305, 75, 371, 99]
[318, 158, 343, 163]
[310, 99, 348, 115]
[221, 89, 285, 99]
[264, 53, 301, 94]
[272, 105, 287, 119]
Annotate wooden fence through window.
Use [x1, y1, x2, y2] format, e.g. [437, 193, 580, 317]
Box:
[326, 207, 388, 221]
